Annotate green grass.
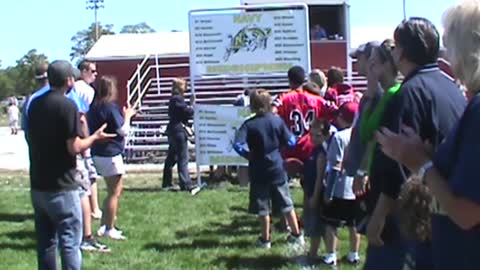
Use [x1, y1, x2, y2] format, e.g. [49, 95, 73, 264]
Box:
[0, 173, 366, 270]
[0, 113, 8, 127]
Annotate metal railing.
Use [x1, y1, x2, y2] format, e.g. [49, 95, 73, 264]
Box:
[127, 54, 150, 105]
[123, 57, 368, 161]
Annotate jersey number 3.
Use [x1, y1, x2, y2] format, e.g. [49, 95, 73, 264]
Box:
[289, 109, 314, 136]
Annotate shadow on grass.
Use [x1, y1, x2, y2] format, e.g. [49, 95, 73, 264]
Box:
[3, 230, 36, 240]
[124, 187, 166, 193]
[175, 217, 257, 239]
[213, 255, 291, 270]
[0, 243, 36, 251]
[0, 213, 33, 223]
[144, 238, 252, 252]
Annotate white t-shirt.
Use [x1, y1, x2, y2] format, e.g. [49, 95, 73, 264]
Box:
[74, 80, 95, 111]
[7, 105, 19, 122]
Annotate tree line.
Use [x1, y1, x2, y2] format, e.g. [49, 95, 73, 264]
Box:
[0, 22, 156, 100]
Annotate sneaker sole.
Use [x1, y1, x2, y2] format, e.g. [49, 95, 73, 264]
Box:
[106, 235, 126, 241]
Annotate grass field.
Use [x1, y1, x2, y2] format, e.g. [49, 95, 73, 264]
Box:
[0, 172, 366, 270]
[0, 113, 9, 127]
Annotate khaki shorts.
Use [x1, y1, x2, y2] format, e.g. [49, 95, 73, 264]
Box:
[76, 155, 91, 196]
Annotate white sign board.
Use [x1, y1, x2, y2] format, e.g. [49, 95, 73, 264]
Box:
[189, 5, 310, 77]
[194, 105, 251, 166]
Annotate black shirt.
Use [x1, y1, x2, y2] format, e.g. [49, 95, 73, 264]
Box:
[368, 64, 466, 212]
[235, 112, 295, 184]
[28, 90, 82, 192]
[166, 94, 193, 135]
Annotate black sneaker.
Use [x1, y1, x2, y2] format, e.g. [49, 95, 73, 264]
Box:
[81, 237, 111, 253]
[255, 237, 271, 249]
[162, 185, 180, 191]
[286, 233, 305, 246]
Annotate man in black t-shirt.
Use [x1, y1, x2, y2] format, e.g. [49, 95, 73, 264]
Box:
[28, 60, 113, 270]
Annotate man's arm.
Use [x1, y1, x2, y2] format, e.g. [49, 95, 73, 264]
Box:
[424, 168, 480, 230]
[64, 102, 114, 156]
[428, 109, 480, 229]
[67, 123, 114, 155]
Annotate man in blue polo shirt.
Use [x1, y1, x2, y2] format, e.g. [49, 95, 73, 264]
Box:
[27, 60, 113, 270]
[364, 18, 466, 270]
[22, 63, 49, 141]
[24, 65, 109, 253]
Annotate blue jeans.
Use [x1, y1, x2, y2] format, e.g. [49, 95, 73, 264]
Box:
[31, 189, 82, 270]
[163, 131, 192, 190]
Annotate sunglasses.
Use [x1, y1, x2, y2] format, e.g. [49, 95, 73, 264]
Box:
[90, 69, 98, 74]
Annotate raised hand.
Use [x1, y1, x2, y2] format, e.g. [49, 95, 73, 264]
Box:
[123, 104, 137, 119]
[93, 123, 117, 141]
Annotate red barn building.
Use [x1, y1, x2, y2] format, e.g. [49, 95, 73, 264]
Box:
[85, 0, 361, 162]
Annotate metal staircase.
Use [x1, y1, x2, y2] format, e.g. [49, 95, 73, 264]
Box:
[124, 55, 368, 163]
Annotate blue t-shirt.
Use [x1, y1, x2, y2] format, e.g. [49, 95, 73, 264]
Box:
[87, 102, 125, 157]
[24, 86, 88, 132]
[234, 112, 295, 184]
[431, 94, 480, 270]
[303, 144, 327, 198]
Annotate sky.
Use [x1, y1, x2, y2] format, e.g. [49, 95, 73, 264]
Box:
[0, 0, 457, 67]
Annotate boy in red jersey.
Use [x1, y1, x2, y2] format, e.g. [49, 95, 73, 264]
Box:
[273, 66, 336, 163]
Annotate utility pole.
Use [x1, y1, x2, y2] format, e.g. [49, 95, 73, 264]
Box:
[86, 0, 104, 41]
[403, 0, 407, 21]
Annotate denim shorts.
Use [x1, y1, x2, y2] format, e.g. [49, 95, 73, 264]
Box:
[249, 181, 294, 217]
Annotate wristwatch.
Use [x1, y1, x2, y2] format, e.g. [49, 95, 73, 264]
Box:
[417, 161, 433, 184]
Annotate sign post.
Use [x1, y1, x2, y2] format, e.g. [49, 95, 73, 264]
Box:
[188, 3, 310, 187]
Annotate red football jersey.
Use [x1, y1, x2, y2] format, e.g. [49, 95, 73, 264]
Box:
[273, 90, 336, 161]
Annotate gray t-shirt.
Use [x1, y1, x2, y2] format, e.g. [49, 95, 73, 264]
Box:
[326, 127, 355, 200]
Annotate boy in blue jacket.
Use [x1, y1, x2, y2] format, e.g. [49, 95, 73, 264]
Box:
[234, 89, 305, 249]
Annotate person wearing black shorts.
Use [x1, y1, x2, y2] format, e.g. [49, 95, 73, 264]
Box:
[320, 102, 362, 266]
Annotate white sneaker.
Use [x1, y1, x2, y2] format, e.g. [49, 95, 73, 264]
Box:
[322, 253, 337, 267]
[105, 228, 126, 240]
[346, 252, 361, 266]
[97, 225, 123, 237]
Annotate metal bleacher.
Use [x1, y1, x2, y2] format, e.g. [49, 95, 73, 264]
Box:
[124, 55, 367, 163]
